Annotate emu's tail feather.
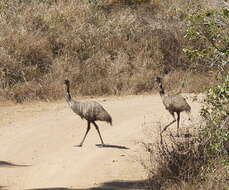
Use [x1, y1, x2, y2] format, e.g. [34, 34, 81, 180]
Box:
[97, 105, 112, 125]
[186, 106, 191, 120]
[184, 103, 191, 120]
[102, 109, 112, 126]
[99, 111, 112, 125]
[107, 115, 112, 126]
[186, 103, 191, 113]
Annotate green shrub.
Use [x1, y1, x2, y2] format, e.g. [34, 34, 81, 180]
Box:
[183, 6, 229, 70]
[200, 72, 229, 157]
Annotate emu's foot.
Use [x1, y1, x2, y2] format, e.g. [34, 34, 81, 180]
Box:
[160, 131, 164, 136]
[74, 144, 83, 147]
[175, 134, 180, 137]
[184, 133, 192, 138]
[96, 144, 105, 148]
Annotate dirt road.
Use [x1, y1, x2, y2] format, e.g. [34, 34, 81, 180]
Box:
[0, 95, 201, 190]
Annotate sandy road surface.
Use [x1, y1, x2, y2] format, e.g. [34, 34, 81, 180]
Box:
[0, 95, 201, 190]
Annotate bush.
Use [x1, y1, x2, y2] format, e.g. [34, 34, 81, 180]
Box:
[200, 73, 229, 157]
[143, 3, 229, 188]
[183, 6, 229, 70]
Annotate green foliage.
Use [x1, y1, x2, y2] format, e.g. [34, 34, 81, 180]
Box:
[183, 6, 229, 68]
[200, 72, 229, 157]
[183, 2, 229, 183]
[201, 73, 229, 122]
[184, 3, 229, 158]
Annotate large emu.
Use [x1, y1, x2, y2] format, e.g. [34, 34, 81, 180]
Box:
[155, 77, 191, 136]
[64, 80, 112, 146]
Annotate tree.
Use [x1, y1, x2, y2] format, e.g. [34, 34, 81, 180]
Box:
[183, 5, 229, 70]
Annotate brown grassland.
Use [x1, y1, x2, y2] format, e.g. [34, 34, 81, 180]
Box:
[0, 0, 221, 103]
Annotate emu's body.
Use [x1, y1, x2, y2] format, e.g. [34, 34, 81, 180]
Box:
[155, 77, 191, 136]
[64, 80, 112, 146]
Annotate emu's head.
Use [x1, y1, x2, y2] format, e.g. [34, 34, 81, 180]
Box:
[155, 76, 162, 84]
[64, 79, 70, 86]
[155, 76, 165, 95]
[64, 80, 70, 94]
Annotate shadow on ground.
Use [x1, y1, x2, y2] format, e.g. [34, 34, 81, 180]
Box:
[95, 144, 129, 149]
[27, 179, 146, 190]
[74, 144, 129, 149]
[0, 160, 31, 167]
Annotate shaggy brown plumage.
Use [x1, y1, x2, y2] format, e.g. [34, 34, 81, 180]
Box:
[155, 77, 191, 136]
[64, 80, 112, 146]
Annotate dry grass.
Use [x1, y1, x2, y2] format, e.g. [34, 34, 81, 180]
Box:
[165, 160, 229, 190]
[142, 116, 229, 190]
[0, 0, 219, 102]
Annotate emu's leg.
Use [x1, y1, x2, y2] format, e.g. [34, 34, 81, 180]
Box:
[92, 121, 105, 145]
[161, 112, 176, 135]
[177, 112, 180, 137]
[187, 111, 191, 121]
[79, 121, 91, 147]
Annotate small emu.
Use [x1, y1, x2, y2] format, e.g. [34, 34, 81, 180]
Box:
[64, 79, 112, 147]
[155, 77, 191, 136]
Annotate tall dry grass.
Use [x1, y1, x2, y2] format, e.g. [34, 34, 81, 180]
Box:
[142, 120, 229, 190]
[0, 0, 218, 102]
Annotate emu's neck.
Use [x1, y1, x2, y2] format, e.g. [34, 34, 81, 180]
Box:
[65, 84, 72, 103]
[159, 82, 165, 96]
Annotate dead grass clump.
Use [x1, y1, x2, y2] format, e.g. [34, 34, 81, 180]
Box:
[143, 134, 205, 188]
[165, 159, 229, 190]
[143, 114, 229, 190]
